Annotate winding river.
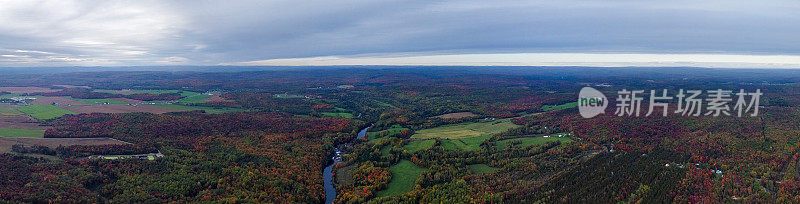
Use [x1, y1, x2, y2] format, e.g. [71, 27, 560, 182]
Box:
[324, 125, 370, 204]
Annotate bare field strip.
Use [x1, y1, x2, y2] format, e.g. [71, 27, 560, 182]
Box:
[202, 94, 234, 103]
[0, 115, 48, 129]
[0, 137, 130, 153]
[433, 112, 478, 119]
[0, 87, 61, 94]
[31, 97, 89, 106]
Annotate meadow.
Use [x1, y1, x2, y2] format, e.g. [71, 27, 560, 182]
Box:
[177, 91, 211, 104]
[18, 105, 76, 120]
[402, 139, 435, 153]
[541, 102, 578, 111]
[0, 128, 45, 138]
[411, 119, 519, 140]
[467, 164, 497, 174]
[376, 160, 427, 197]
[496, 135, 573, 150]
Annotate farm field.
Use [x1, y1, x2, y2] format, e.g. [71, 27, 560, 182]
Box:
[440, 134, 493, 151]
[0, 105, 22, 116]
[411, 118, 519, 140]
[201, 94, 234, 103]
[66, 104, 178, 114]
[0, 128, 45, 138]
[496, 135, 573, 150]
[0, 115, 46, 129]
[66, 97, 130, 105]
[18, 105, 76, 120]
[30, 97, 88, 106]
[376, 160, 426, 197]
[541, 102, 578, 112]
[433, 112, 479, 119]
[94, 89, 181, 95]
[0, 87, 60, 94]
[178, 91, 211, 104]
[0, 137, 129, 153]
[321, 112, 353, 118]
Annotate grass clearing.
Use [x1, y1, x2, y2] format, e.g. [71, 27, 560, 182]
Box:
[0, 94, 21, 98]
[321, 112, 353, 118]
[411, 118, 519, 140]
[18, 105, 76, 120]
[468, 164, 497, 174]
[440, 135, 493, 151]
[496, 135, 573, 150]
[0, 128, 45, 138]
[403, 139, 435, 153]
[541, 102, 578, 112]
[368, 125, 410, 141]
[377, 160, 426, 197]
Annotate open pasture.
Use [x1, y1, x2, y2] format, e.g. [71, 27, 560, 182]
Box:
[18, 105, 76, 120]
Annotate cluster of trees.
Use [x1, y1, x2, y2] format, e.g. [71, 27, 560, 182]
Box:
[0, 154, 102, 203]
[334, 162, 392, 203]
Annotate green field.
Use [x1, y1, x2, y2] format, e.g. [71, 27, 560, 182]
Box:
[376, 160, 427, 197]
[0, 94, 20, 98]
[0, 107, 22, 115]
[411, 118, 519, 140]
[178, 91, 211, 104]
[66, 97, 129, 105]
[541, 102, 578, 111]
[496, 135, 573, 150]
[148, 104, 242, 114]
[403, 139, 435, 153]
[0, 128, 45, 138]
[468, 164, 497, 174]
[321, 112, 353, 118]
[18, 105, 76, 120]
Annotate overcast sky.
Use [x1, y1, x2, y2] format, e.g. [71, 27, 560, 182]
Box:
[1, 0, 799, 68]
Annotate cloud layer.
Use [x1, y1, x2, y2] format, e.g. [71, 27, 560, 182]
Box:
[1, 0, 799, 67]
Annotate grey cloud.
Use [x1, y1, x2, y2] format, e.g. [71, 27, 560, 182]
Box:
[0, 0, 799, 66]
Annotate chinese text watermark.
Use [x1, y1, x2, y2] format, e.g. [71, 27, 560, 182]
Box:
[579, 87, 762, 118]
